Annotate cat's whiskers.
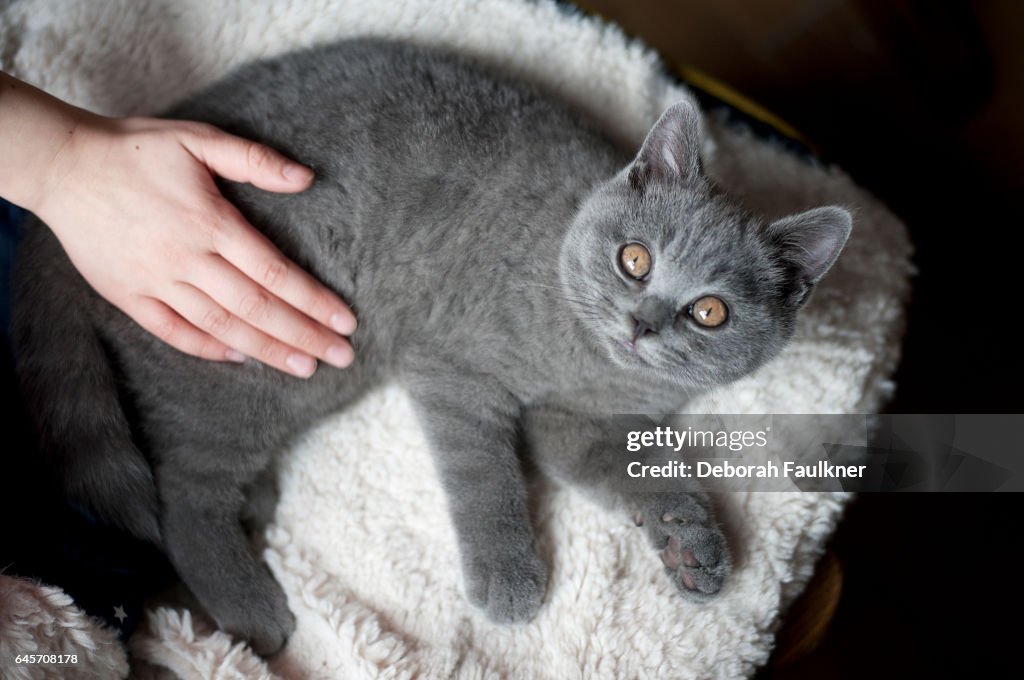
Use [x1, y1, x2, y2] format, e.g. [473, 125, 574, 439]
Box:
[518, 281, 610, 306]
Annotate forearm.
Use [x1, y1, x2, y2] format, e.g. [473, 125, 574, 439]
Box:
[0, 71, 98, 211]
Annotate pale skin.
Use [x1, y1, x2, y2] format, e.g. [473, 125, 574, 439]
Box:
[0, 72, 357, 377]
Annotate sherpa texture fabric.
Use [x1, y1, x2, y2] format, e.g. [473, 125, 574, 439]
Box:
[0, 574, 129, 679]
[0, 0, 913, 678]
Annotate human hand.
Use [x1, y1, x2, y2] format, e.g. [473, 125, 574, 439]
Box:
[28, 113, 356, 378]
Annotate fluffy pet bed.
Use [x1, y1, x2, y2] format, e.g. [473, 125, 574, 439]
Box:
[0, 0, 913, 677]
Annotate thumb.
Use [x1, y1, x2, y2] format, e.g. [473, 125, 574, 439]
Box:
[184, 125, 314, 193]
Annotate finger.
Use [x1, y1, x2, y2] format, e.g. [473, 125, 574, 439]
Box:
[184, 125, 314, 193]
[166, 282, 319, 378]
[191, 254, 354, 369]
[209, 205, 358, 336]
[127, 296, 242, 362]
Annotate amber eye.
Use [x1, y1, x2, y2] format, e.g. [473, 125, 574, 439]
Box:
[620, 243, 651, 279]
[689, 296, 728, 328]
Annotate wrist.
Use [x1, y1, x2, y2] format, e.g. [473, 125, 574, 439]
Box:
[0, 73, 106, 213]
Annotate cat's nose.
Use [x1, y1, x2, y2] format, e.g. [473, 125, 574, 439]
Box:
[631, 297, 675, 341]
[632, 314, 661, 340]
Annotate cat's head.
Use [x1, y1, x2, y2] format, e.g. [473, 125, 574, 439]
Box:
[560, 101, 851, 388]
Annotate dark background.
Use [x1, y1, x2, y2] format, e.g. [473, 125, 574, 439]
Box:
[577, 1, 1023, 676]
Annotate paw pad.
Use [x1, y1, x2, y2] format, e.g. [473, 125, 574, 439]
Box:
[641, 495, 732, 601]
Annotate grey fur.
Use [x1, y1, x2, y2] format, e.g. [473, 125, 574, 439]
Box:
[12, 40, 850, 654]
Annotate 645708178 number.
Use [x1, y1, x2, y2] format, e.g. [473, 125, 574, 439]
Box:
[14, 654, 79, 665]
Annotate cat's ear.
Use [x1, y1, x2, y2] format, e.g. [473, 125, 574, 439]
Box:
[768, 206, 852, 305]
[629, 101, 703, 191]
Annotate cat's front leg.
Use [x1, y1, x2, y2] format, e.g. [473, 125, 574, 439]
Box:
[407, 372, 547, 623]
[523, 408, 731, 600]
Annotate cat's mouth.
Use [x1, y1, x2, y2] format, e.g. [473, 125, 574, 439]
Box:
[610, 325, 685, 371]
[609, 334, 649, 367]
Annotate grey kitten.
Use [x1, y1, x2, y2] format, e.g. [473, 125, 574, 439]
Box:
[13, 40, 850, 655]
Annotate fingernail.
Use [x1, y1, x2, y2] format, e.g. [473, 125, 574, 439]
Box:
[286, 353, 317, 377]
[325, 344, 354, 368]
[225, 349, 246, 363]
[330, 312, 356, 335]
[282, 163, 314, 184]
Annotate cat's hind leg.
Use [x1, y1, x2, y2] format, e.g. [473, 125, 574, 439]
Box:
[522, 408, 730, 600]
[157, 461, 294, 655]
[241, 461, 280, 536]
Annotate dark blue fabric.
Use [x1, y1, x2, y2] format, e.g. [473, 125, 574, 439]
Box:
[0, 200, 172, 640]
[0, 200, 26, 347]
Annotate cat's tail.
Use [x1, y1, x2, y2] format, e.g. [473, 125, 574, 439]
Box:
[11, 223, 161, 543]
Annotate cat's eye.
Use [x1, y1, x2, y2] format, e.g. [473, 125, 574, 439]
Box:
[688, 296, 728, 328]
[620, 243, 651, 279]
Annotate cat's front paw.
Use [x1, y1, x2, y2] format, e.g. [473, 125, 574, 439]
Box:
[637, 493, 731, 601]
[464, 547, 548, 623]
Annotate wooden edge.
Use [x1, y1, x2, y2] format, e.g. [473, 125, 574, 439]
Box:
[770, 550, 844, 670]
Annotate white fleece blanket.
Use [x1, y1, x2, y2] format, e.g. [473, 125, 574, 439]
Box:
[0, 1, 913, 678]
